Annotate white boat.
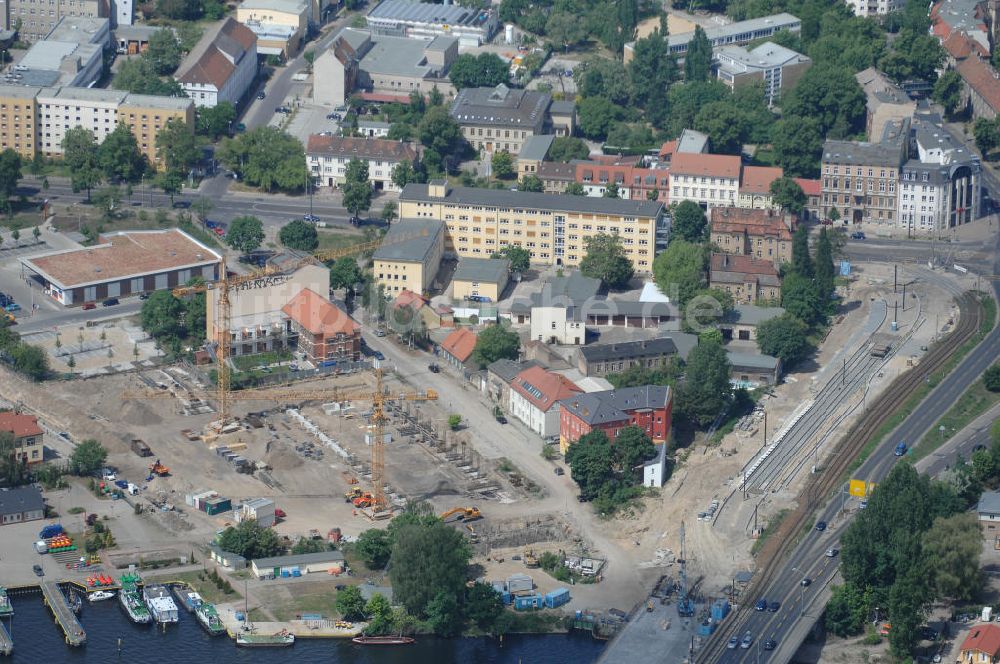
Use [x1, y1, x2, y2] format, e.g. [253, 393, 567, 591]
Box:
[142, 585, 178, 624]
[87, 590, 115, 603]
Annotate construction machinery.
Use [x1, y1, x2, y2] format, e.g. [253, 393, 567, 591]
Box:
[676, 522, 695, 617]
[148, 460, 170, 477]
[352, 492, 374, 509]
[523, 550, 539, 568]
[344, 487, 364, 503]
[440, 506, 482, 522]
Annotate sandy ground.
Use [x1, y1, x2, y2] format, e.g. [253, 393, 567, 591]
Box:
[22, 319, 162, 374]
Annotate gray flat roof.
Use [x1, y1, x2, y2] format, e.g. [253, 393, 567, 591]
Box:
[579, 338, 678, 363]
[727, 351, 779, 370]
[120, 94, 193, 111]
[450, 84, 550, 128]
[0, 486, 44, 516]
[252, 550, 346, 568]
[722, 305, 785, 326]
[518, 134, 555, 162]
[114, 25, 166, 40]
[400, 183, 664, 218]
[361, 33, 455, 78]
[373, 218, 444, 263]
[666, 13, 801, 48]
[453, 257, 509, 284]
[979, 491, 1000, 515]
[21, 40, 101, 72]
[368, 0, 491, 27]
[45, 16, 108, 43]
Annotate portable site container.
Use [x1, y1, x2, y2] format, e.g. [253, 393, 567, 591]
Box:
[544, 588, 570, 609]
[514, 594, 543, 611]
[507, 573, 533, 595]
[711, 599, 730, 621]
[204, 497, 232, 515]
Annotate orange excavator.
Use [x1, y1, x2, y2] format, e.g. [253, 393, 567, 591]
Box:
[352, 492, 375, 509]
[148, 460, 170, 476]
[440, 507, 482, 523]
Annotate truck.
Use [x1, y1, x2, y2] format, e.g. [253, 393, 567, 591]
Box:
[131, 439, 152, 457]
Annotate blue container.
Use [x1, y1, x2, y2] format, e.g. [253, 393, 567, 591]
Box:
[39, 524, 64, 539]
[235, 612, 245, 621]
[514, 594, 543, 611]
[711, 599, 730, 622]
[501, 591, 511, 605]
[292, 570, 302, 577]
[544, 588, 570, 609]
[301, 614, 323, 620]
[698, 620, 716, 636]
[280, 570, 290, 578]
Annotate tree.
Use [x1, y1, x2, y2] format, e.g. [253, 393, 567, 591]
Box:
[11, 343, 49, 381]
[815, 227, 835, 300]
[342, 176, 373, 219]
[671, 201, 708, 243]
[218, 127, 309, 192]
[491, 150, 514, 179]
[365, 594, 394, 634]
[984, 364, 1000, 392]
[355, 528, 392, 569]
[93, 186, 123, 217]
[156, 118, 200, 175]
[676, 340, 732, 426]
[196, 102, 236, 139]
[491, 245, 530, 273]
[615, 425, 656, 473]
[519, 174, 544, 192]
[565, 182, 586, 196]
[653, 240, 707, 306]
[426, 591, 462, 636]
[781, 273, 824, 326]
[10, 229, 18, 246]
[0, 149, 22, 211]
[695, 101, 747, 155]
[0, 431, 27, 487]
[417, 106, 463, 173]
[579, 233, 634, 289]
[278, 219, 319, 251]
[157, 169, 184, 203]
[336, 585, 366, 620]
[684, 26, 712, 82]
[226, 215, 265, 254]
[825, 584, 870, 637]
[577, 96, 623, 140]
[141, 290, 185, 339]
[448, 53, 509, 89]
[628, 28, 675, 128]
[291, 536, 327, 554]
[388, 521, 471, 617]
[113, 58, 185, 96]
[770, 177, 806, 215]
[757, 314, 811, 367]
[217, 519, 283, 560]
[466, 582, 504, 630]
[770, 117, 823, 178]
[603, 181, 621, 199]
[381, 201, 398, 225]
[329, 257, 362, 292]
[391, 161, 414, 190]
[98, 124, 146, 184]
[932, 71, 964, 117]
[62, 128, 102, 200]
[471, 323, 520, 367]
[974, 117, 1000, 157]
[546, 10, 587, 51]
[922, 512, 981, 601]
[666, 80, 731, 138]
[791, 225, 813, 277]
[565, 430, 615, 500]
[784, 66, 867, 138]
[548, 136, 590, 162]
[69, 439, 107, 476]
[145, 28, 182, 74]
[447, 414, 462, 430]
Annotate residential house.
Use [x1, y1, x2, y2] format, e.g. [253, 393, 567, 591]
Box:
[281, 288, 361, 363]
[174, 18, 258, 108]
[709, 253, 782, 303]
[372, 218, 445, 296]
[737, 166, 784, 209]
[558, 385, 672, 454]
[931, 0, 992, 57]
[709, 207, 794, 270]
[0, 411, 45, 466]
[669, 152, 742, 210]
[719, 305, 785, 342]
[855, 68, 916, 142]
[728, 351, 781, 387]
[574, 156, 671, 203]
[576, 338, 679, 378]
[391, 289, 443, 333]
[958, 623, 1000, 664]
[450, 84, 575, 156]
[307, 135, 418, 191]
[793, 177, 822, 222]
[398, 181, 665, 272]
[487, 358, 538, 411]
[536, 162, 576, 194]
[0, 486, 45, 525]
[509, 366, 582, 438]
[516, 134, 556, 180]
[713, 41, 811, 106]
[357, 120, 392, 137]
[451, 257, 510, 302]
[439, 327, 477, 369]
[978, 491, 1000, 547]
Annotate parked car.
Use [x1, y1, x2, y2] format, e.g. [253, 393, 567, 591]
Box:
[727, 636, 739, 650]
[740, 631, 753, 649]
[815, 521, 827, 532]
[763, 638, 777, 651]
[33, 564, 44, 577]
[495, 414, 507, 424]
[801, 578, 812, 587]
[102, 298, 119, 307]
[303, 213, 320, 222]
[825, 548, 839, 557]
[257, 91, 266, 100]
[82, 302, 96, 310]
[172, 200, 190, 209]
[428, 363, 440, 373]
[4, 302, 20, 312]
[374, 328, 386, 337]
[851, 231, 866, 240]
[894, 441, 907, 456]
[373, 351, 385, 361]
[554, 467, 564, 476]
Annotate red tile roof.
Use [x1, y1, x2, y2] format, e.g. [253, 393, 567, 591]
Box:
[740, 166, 784, 194]
[659, 140, 677, 159]
[440, 327, 477, 363]
[511, 366, 582, 413]
[710, 252, 780, 277]
[0, 412, 43, 439]
[710, 207, 794, 241]
[393, 289, 427, 310]
[282, 288, 360, 337]
[961, 624, 1000, 659]
[307, 135, 417, 162]
[957, 57, 1000, 113]
[670, 152, 742, 179]
[793, 177, 821, 196]
[176, 18, 256, 89]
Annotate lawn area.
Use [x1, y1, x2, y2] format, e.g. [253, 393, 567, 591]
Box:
[267, 582, 342, 621]
[317, 228, 367, 252]
[232, 350, 292, 371]
[914, 378, 1000, 459]
[171, 569, 241, 605]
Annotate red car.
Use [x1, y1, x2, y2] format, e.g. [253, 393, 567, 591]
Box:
[274, 508, 286, 518]
[214, 227, 225, 236]
[82, 302, 96, 310]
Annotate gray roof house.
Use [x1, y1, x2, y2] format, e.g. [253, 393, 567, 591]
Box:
[0, 486, 45, 525]
[577, 338, 679, 377]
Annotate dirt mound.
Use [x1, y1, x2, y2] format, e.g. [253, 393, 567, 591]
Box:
[265, 444, 303, 471]
[119, 400, 163, 427]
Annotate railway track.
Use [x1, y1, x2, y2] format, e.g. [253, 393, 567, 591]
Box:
[699, 291, 983, 664]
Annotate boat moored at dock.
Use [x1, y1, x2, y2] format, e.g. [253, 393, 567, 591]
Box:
[195, 603, 226, 636]
[142, 586, 178, 624]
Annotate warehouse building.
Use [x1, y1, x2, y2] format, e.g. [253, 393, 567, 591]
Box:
[20, 229, 222, 307]
[251, 550, 347, 579]
[365, 0, 498, 47]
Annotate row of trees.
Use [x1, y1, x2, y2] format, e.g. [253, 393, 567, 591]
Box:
[499, 0, 653, 56]
[0, 317, 49, 381]
[566, 425, 656, 513]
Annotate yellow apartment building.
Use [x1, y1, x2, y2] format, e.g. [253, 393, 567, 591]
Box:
[117, 95, 196, 170]
[398, 181, 666, 272]
[0, 86, 41, 159]
[372, 218, 446, 296]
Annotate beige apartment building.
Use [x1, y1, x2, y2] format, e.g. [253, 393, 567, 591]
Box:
[821, 119, 907, 225]
[0, 86, 39, 158]
[372, 218, 445, 296]
[398, 181, 666, 272]
[117, 94, 194, 168]
[709, 207, 794, 270]
[1, 0, 104, 43]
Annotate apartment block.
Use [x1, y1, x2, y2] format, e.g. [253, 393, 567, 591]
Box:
[0, 0, 104, 43]
[709, 252, 781, 304]
[847, 0, 904, 17]
[575, 157, 671, 203]
[625, 12, 801, 62]
[307, 134, 418, 191]
[371, 218, 445, 295]
[855, 68, 916, 142]
[713, 41, 811, 106]
[37, 86, 126, 155]
[398, 180, 666, 272]
[117, 94, 195, 169]
[450, 83, 575, 155]
[669, 152, 741, 210]
[709, 207, 794, 269]
[0, 86, 39, 158]
[821, 119, 907, 225]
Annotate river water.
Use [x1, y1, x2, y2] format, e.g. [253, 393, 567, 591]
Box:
[6, 593, 607, 663]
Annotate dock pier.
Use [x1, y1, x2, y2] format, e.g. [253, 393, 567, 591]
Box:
[40, 582, 85, 647]
[0, 620, 11, 655]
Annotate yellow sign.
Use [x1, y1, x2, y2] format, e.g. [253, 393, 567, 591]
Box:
[849, 479, 868, 497]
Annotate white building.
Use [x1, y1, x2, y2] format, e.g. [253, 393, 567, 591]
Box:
[365, 0, 498, 47]
[237, 498, 276, 527]
[114, 0, 134, 26]
[174, 17, 257, 108]
[37, 87, 128, 155]
[508, 366, 582, 438]
[643, 440, 668, 488]
[358, 120, 391, 137]
[669, 152, 742, 210]
[530, 306, 585, 345]
[847, 0, 904, 16]
[713, 41, 811, 106]
[307, 134, 418, 191]
[17, 19, 107, 90]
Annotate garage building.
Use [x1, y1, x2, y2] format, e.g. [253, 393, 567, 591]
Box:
[251, 550, 347, 579]
[20, 229, 221, 306]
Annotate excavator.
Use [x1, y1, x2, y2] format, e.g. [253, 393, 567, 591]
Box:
[440, 507, 482, 523]
[352, 492, 375, 509]
[344, 487, 364, 503]
[148, 460, 170, 476]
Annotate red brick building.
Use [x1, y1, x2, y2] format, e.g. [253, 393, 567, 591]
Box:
[558, 385, 672, 454]
[281, 288, 361, 363]
[0, 411, 45, 466]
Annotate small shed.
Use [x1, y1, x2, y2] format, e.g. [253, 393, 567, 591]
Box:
[207, 544, 247, 570]
[239, 498, 276, 528]
[251, 550, 347, 579]
[506, 573, 534, 596]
